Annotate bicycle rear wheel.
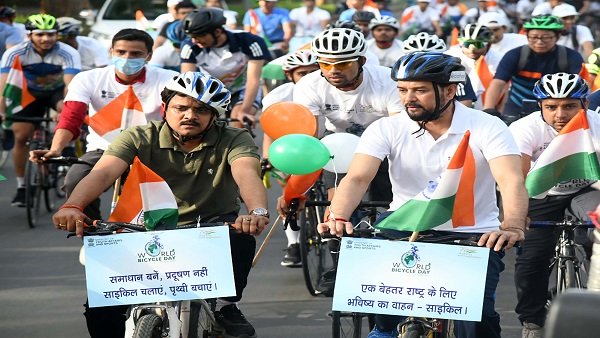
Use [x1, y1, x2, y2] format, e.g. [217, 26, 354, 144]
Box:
[331, 311, 363, 338]
[25, 160, 42, 228]
[43, 164, 61, 212]
[189, 299, 218, 338]
[132, 314, 163, 338]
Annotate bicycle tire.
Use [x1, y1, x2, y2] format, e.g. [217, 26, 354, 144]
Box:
[25, 160, 42, 228]
[43, 164, 60, 212]
[564, 259, 578, 290]
[189, 300, 218, 338]
[331, 311, 363, 338]
[132, 314, 163, 338]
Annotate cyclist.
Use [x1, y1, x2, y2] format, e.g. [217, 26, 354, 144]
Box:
[338, 0, 378, 21]
[351, 10, 376, 39]
[29, 29, 178, 221]
[508, 73, 600, 338]
[399, 0, 443, 39]
[262, 49, 319, 267]
[288, 0, 331, 51]
[0, 14, 81, 207]
[459, 0, 509, 27]
[149, 21, 186, 72]
[243, 0, 292, 57]
[153, 0, 197, 50]
[206, 0, 239, 29]
[56, 17, 110, 71]
[483, 15, 585, 117]
[366, 16, 403, 67]
[53, 71, 267, 338]
[0, 6, 23, 56]
[551, 3, 594, 59]
[477, 11, 527, 61]
[318, 51, 528, 338]
[180, 8, 270, 128]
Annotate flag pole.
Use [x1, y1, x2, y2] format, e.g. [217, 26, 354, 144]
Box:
[252, 215, 281, 267]
[409, 231, 419, 242]
[110, 177, 122, 213]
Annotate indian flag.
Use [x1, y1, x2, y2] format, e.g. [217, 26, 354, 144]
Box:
[109, 157, 178, 230]
[525, 110, 600, 198]
[88, 85, 146, 142]
[3, 55, 35, 118]
[376, 131, 476, 232]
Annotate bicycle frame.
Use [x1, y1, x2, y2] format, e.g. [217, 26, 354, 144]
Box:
[551, 226, 586, 293]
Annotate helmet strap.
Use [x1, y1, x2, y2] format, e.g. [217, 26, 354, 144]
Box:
[411, 84, 454, 134]
[165, 113, 216, 145]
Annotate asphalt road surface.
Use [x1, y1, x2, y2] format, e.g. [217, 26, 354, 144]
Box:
[0, 147, 523, 338]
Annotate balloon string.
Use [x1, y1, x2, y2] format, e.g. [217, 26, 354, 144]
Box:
[328, 155, 339, 221]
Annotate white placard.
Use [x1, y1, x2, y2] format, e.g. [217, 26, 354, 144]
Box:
[85, 226, 236, 307]
[333, 237, 490, 321]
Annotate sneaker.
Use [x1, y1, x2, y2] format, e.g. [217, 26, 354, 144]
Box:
[214, 304, 257, 338]
[315, 268, 336, 297]
[367, 326, 399, 338]
[11, 188, 26, 207]
[281, 243, 301, 267]
[522, 322, 543, 338]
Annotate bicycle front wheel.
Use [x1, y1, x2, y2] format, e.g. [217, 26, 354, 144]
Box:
[25, 160, 42, 228]
[189, 299, 218, 338]
[132, 314, 163, 338]
[331, 311, 363, 338]
[299, 204, 335, 296]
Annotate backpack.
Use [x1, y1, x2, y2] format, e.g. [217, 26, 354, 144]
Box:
[517, 44, 569, 73]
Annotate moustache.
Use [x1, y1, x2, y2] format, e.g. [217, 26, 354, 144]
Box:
[180, 121, 200, 126]
[406, 104, 423, 109]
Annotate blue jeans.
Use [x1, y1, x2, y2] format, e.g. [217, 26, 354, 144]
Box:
[371, 213, 505, 338]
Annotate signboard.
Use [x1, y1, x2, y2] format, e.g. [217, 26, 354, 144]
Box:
[333, 237, 489, 321]
[85, 226, 235, 307]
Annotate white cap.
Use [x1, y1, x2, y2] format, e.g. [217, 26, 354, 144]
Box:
[552, 3, 578, 18]
[478, 11, 509, 28]
[167, 0, 183, 7]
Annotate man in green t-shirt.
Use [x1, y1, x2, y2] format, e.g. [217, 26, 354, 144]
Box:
[53, 71, 268, 338]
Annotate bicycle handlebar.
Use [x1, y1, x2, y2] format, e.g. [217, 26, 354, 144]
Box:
[218, 117, 255, 138]
[41, 156, 92, 166]
[322, 228, 482, 246]
[529, 220, 595, 228]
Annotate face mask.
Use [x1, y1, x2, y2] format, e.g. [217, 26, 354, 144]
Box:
[112, 56, 146, 75]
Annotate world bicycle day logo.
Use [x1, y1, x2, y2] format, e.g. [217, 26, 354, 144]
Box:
[392, 244, 432, 275]
[137, 235, 176, 263]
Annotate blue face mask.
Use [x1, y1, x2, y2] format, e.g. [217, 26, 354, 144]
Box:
[112, 57, 146, 75]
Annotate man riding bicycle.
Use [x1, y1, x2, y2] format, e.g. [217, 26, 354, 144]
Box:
[508, 73, 600, 338]
[0, 14, 81, 207]
[53, 71, 268, 338]
[318, 52, 528, 338]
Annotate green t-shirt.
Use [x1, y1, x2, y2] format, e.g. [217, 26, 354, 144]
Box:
[104, 120, 259, 223]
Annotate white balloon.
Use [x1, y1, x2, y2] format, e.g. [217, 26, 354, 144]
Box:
[321, 133, 361, 173]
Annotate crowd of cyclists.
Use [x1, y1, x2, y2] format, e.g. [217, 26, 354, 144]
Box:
[1, 0, 600, 337]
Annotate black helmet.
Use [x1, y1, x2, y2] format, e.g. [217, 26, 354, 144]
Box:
[392, 52, 466, 84]
[183, 8, 226, 35]
[0, 6, 16, 18]
[352, 10, 376, 23]
[326, 20, 361, 32]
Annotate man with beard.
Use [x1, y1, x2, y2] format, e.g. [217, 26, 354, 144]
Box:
[366, 16, 403, 67]
[318, 52, 528, 338]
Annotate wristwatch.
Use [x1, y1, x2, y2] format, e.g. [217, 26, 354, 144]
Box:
[251, 208, 269, 218]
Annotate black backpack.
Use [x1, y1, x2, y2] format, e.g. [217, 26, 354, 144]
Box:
[517, 44, 569, 73]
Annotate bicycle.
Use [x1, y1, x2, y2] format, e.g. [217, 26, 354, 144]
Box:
[69, 220, 226, 338]
[0, 126, 12, 168]
[529, 217, 595, 302]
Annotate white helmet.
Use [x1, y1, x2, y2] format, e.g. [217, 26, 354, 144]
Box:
[402, 32, 447, 53]
[282, 50, 318, 72]
[162, 71, 231, 117]
[311, 28, 367, 59]
[57, 17, 82, 36]
[368, 16, 400, 31]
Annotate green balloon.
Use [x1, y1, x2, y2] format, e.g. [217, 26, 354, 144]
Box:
[269, 134, 331, 175]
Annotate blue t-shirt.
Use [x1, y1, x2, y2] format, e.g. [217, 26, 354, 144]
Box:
[457, 77, 477, 102]
[243, 8, 290, 44]
[589, 90, 600, 112]
[494, 45, 584, 115]
[0, 22, 22, 56]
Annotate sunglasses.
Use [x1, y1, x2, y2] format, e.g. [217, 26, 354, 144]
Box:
[458, 39, 487, 49]
[317, 58, 359, 71]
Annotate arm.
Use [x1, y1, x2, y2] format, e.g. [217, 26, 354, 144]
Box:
[239, 59, 264, 118]
[483, 79, 507, 110]
[231, 156, 269, 235]
[153, 35, 167, 50]
[282, 22, 293, 50]
[180, 62, 197, 72]
[520, 153, 532, 178]
[59, 74, 76, 112]
[52, 154, 130, 237]
[0, 72, 8, 119]
[317, 153, 382, 236]
[477, 154, 528, 251]
[582, 41, 594, 60]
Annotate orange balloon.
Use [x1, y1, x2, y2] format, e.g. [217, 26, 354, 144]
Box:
[260, 102, 317, 140]
[284, 169, 322, 204]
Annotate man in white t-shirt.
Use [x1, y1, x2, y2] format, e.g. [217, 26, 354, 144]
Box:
[400, 0, 443, 38]
[509, 73, 600, 338]
[552, 3, 594, 58]
[57, 17, 110, 71]
[318, 51, 527, 338]
[30, 29, 178, 224]
[262, 50, 319, 267]
[459, 0, 509, 27]
[289, 0, 331, 50]
[366, 16, 404, 67]
[152, 0, 183, 32]
[478, 11, 527, 61]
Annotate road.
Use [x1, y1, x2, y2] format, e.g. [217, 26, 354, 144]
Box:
[0, 151, 522, 338]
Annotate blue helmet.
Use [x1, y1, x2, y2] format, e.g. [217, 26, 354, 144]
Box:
[166, 21, 186, 49]
[533, 73, 589, 100]
[391, 52, 466, 84]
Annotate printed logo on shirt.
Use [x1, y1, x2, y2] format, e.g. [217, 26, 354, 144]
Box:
[456, 83, 465, 97]
[324, 104, 340, 111]
[180, 45, 193, 59]
[345, 123, 365, 136]
[248, 42, 263, 58]
[358, 104, 375, 113]
[101, 90, 118, 99]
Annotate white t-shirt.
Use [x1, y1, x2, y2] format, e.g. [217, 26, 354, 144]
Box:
[262, 81, 294, 109]
[224, 10, 238, 27]
[517, 0, 544, 19]
[152, 13, 175, 31]
[401, 5, 440, 31]
[76, 36, 110, 71]
[459, 8, 509, 27]
[489, 33, 528, 61]
[356, 103, 520, 233]
[557, 25, 594, 58]
[367, 39, 404, 68]
[293, 65, 403, 136]
[64, 65, 178, 151]
[531, 2, 554, 16]
[289, 6, 331, 37]
[149, 42, 181, 71]
[509, 110, 600, 197]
